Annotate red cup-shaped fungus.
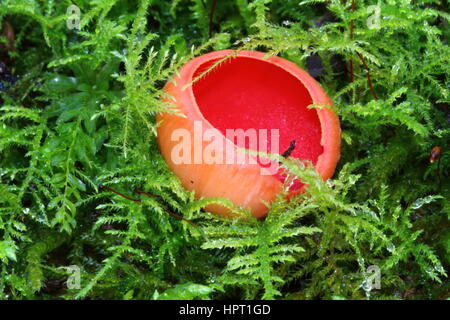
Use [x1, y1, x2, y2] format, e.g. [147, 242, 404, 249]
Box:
[157, 50, 341, 218]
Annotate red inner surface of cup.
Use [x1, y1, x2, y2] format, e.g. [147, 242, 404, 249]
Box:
[192, 57, 323, 190]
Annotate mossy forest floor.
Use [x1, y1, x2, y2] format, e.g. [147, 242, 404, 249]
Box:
[0, 0, 449, 300]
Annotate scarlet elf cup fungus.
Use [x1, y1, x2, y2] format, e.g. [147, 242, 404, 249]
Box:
[157, 50, 341, 219]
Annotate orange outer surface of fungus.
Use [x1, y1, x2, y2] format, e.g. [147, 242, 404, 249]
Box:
[156, 50, 341, 219]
